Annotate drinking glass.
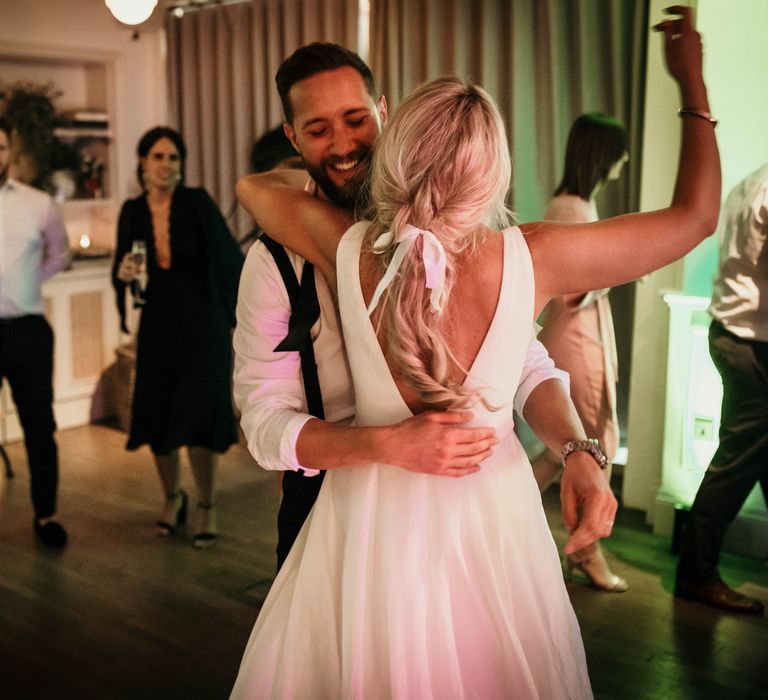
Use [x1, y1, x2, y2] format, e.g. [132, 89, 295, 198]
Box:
[131, 240, 148, 305]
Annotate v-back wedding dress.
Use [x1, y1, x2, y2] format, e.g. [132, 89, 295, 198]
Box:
[230, 222, 592, 700]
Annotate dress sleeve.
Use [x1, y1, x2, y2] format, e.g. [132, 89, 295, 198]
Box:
[513, 337, 570, 416]
[112, 200, 134, 334]
[197, 188, 244, 327]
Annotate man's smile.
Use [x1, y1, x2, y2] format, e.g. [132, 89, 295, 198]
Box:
[329, 159, 359, 173]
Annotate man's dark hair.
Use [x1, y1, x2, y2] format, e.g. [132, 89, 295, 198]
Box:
[250, 125, 298, 172]
[0, 116, 11, 140]
[554, 113, 628, 200]
[276, 43, 377, 124]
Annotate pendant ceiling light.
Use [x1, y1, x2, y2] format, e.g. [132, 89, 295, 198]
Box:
[105, 0, 158, 26]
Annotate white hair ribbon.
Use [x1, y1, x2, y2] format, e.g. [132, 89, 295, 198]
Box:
[366, 223, 447, 316]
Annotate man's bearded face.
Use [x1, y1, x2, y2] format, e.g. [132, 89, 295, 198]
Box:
[286, 66, 386, 212]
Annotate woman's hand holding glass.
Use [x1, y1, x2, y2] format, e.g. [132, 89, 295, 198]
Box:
[118, 240, 148, 305]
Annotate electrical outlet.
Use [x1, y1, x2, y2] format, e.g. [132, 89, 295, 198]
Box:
[692, 417, 714, 440]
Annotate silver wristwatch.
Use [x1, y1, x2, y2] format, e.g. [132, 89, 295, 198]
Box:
[560, 438, 608, 469]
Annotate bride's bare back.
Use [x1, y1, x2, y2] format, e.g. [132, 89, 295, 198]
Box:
[360, 227, 505, 415]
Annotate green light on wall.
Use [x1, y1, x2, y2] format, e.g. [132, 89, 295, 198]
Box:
[682, 0, 768, 298]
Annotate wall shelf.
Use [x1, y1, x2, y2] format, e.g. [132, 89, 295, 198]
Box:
[0, 45, 117, 249]
[54, 127, 113, 139]
[60, 197, 115, 209]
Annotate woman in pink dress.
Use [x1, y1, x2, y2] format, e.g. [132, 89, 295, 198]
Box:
[535, 113, 630, 591]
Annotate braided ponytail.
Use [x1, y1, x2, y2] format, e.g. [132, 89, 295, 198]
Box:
[366, 78, 512, 409]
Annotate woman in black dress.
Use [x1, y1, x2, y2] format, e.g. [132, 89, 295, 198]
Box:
[113, 127, 243, 548]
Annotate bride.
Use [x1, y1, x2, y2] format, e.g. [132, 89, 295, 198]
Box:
[231, 7, 719, 698]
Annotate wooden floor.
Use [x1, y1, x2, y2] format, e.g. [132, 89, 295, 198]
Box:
[0, 424, 766, 700]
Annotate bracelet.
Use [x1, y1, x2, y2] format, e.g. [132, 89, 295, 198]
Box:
[678, 107, 718, 127]
[560, 438, 608, 469]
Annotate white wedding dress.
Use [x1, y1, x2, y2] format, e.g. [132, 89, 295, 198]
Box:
[230, 222, 593, 699]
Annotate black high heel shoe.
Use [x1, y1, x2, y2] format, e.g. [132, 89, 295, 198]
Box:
[193, 502, 217, 549]
[155, 489, 188, 536]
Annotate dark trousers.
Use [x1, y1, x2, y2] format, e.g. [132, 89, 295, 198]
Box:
[677, 321, 768, 584]
[0, 315, 59, 518]
[276, 469, 325, 571]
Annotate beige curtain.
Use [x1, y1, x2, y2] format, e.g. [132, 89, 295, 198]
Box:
[370, 0, 647, 223]
[166, 0, 359, 236]
[370, 0, 648, 442]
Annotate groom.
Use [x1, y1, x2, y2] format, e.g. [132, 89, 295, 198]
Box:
[234, 43, 617, 569]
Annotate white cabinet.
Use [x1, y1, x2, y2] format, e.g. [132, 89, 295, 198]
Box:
[653, 294, 767, 558]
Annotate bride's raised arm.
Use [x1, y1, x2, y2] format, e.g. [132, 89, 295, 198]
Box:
[526, 5, 721, 316]
[235, 168, 353, 287]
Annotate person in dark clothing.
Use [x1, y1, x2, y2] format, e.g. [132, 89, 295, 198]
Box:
[112, 126, 243, 549]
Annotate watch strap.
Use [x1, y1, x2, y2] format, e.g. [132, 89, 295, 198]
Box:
[560, 438, 608, 469]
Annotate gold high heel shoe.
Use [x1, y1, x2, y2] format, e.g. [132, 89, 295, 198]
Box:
[566, 541, 628, 593]
[193, 502, 217, 549]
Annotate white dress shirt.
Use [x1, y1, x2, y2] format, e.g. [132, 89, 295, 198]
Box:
[234, 239, 354, 476]
[709, 162, 768, 342]
[0, 178, 70, 318]
[233, 225, 568, 476]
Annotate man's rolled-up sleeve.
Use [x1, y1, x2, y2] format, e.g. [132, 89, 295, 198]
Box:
[233, 242, 320, 476]
[40, 198, 70, 279]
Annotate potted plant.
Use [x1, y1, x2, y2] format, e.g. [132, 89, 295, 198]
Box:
[0, 81, 63, 190]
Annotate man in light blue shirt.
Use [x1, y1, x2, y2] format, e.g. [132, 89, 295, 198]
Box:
[0, 117, 70, 548]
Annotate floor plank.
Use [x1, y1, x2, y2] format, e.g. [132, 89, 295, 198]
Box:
[0, 424, 766, 699]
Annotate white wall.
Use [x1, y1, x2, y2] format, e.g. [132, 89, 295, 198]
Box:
[625, 0, 768, 518]
[0, 0, 168, 205]
[682, 0, 768, 297]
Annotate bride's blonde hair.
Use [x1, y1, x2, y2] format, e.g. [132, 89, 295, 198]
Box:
[367, 77, 512, 408]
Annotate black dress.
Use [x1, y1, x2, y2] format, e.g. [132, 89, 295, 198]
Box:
[112, 187, 244, 455]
